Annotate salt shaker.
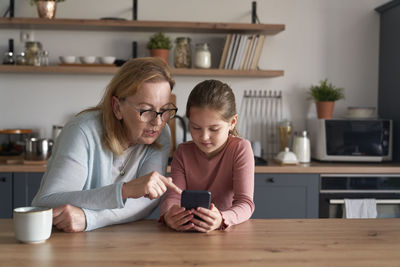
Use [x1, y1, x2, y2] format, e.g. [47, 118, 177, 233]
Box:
[293, 131, 311, 163]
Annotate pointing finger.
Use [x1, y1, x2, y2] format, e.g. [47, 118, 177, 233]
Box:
[161, 176, 182, 195]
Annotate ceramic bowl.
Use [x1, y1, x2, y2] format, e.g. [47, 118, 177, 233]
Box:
[79, 56, 96, 64]
[59, 56, 76, 64]
[99, 56, 116, 64]
[347, 107, 376, 118]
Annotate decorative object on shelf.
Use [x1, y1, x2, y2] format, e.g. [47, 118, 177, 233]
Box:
[174, 37, 191, 68]
[24, 41, 42, 66]
[30, 0, 65, 19]
[2, 38, 15, 65]
[279, 119, 293, 152]
[146, 32, 172, 64]
[194, 43, 211, 69]
[308, 78, 344, 119]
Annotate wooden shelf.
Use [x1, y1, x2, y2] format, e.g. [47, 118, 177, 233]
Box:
[0, 17, 285, 34]
[0, 65, 284, 77]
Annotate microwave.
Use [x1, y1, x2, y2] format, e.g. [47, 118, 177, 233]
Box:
[307, 118, 392, 162]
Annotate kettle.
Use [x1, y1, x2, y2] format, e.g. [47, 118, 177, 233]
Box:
[292, 131, 311, 163]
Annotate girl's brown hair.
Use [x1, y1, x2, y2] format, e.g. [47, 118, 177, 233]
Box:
[185, 79, 239, 136]
[82, 57, 175, 154]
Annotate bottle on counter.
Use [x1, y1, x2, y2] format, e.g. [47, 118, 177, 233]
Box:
[292, 130, 311, 163]
[194, 43, 211, 69]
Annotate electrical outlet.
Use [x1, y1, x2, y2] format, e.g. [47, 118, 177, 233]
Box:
[20, 30, 34, 42]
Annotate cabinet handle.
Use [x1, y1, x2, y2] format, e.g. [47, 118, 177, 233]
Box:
[266, 177, 275, 183]
[0, 177, 6, 182]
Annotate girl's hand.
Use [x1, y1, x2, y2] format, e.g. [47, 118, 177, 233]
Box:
[164, 205, 194, 231]
[190, 203, 223, 232]
[122, 171, 182, 200]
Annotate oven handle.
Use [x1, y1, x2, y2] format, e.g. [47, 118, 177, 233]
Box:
[330, 199, 400, 204]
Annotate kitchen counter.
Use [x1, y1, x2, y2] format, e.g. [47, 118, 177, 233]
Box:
[1, 159, 400, 174]
[0, 218, 399, 266]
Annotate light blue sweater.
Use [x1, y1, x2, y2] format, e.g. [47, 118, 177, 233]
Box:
[32, 111, 171, 231]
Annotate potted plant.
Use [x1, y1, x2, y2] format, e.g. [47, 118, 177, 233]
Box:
[29, 0, 65, 19]
[146, 32, 172, 64]
[308, 78, 345, 119]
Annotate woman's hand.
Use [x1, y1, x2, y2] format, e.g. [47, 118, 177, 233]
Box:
[164, 205, 194, 231]
[52, 204, 87, 232]
[122, 171, 182, 200]
[190, 203, 223, 233]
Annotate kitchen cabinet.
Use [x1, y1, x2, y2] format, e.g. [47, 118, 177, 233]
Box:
[376, 1, 400, 162]
[0, 173, 12, 218]
[0, 172, 44, 218]
[252, 173, 319, 219]
[0, 18, 285, 77]
[13, 172, 43, 209]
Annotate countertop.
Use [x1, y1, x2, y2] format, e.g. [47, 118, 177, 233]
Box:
[0, 219, 399, 266]
[1, 157, 400, 174]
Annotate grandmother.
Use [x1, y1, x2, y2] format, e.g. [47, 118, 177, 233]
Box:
[32, 57, 182, 232]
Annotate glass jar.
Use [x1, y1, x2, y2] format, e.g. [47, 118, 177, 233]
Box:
[194, 43, 211, 69]
[40, 50, 49, 66]
[2, 51, 15, 65]
[24, 41, 42, 66]
[16, 52, 27, 65]
[174, 37, 191, 68]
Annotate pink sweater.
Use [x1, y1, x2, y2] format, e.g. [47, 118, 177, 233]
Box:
[160, 135, 255, 229]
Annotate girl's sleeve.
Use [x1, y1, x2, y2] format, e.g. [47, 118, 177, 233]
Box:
[159, 144, 187, 219]
[220, 139, 255, 229]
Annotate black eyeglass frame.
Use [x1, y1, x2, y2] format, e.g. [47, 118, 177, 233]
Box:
[125, 102, 178, 123]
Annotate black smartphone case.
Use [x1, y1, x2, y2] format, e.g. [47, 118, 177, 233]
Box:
[181, 190, 211, 210]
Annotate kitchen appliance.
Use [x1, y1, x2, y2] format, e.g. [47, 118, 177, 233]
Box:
[319, 174, 400, 218]
[307, 118, 392, 162]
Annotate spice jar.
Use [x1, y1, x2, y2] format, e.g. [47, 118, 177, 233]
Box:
[194, 43, 211, 69]
[24, 41, 42, 66]
[174, 37, 191, 68]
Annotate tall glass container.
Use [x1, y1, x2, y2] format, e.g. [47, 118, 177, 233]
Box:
[194, 43, 211, 69]
[174, 37, 191, 68]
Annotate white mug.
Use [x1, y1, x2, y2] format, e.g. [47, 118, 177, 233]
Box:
[13, 207, 53, 243]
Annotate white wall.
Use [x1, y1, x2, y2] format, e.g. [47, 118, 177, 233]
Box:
[0, 0, 387, 141]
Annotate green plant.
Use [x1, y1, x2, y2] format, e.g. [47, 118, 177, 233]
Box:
[308, 78, 345, 102]
[29, 0, 65, 5]
[146, 32, 172, 50]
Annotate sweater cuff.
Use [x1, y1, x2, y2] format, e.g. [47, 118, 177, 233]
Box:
[219, 211, 230, 231]
[116, 181, 126, 208]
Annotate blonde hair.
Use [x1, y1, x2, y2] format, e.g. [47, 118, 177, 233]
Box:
[186, 79, 239, 136]
[82, 57, 175, 154]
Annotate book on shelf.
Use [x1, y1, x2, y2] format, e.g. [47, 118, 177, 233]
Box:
[246, 34, 259, 70]
[240, 35, 255, 70]
[232, 35, 248, 70]
[249, 35, 266, 70]
[227, 34, 242, 69]
[224, 34, 237, 69]
[218, 34, 232, 69]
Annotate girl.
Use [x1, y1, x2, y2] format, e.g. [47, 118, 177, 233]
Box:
[160, 79, 255, 232]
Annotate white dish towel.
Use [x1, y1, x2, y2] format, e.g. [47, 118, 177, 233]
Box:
[344, 199, 377, 219]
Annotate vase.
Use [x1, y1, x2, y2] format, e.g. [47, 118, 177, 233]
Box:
[36, 1, 57, 19]
[316, 101, 335, 119]
[149, 49, 169, 64]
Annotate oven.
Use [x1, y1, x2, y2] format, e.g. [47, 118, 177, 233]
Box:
[319, 174, 400, 218]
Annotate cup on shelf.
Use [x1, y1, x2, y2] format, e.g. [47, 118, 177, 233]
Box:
[13, 206, 53, 243]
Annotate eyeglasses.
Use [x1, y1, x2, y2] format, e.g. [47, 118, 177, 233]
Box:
[125, 102, 178, 123]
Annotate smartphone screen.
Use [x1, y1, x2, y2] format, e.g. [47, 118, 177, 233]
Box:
[181, 190, 211, 221]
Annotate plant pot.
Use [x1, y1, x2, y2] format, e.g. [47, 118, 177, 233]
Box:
[316, 101, 335, 119]
[36, 1, 57, 19]
[149, 49, 169, 64]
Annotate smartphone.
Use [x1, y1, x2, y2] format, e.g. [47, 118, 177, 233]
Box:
[181, 190, 211, 221]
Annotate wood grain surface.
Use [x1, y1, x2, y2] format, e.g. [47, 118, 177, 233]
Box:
[0, 219, 399, 266]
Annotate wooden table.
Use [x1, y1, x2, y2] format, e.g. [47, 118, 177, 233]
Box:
[1, 219, 400, 266]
